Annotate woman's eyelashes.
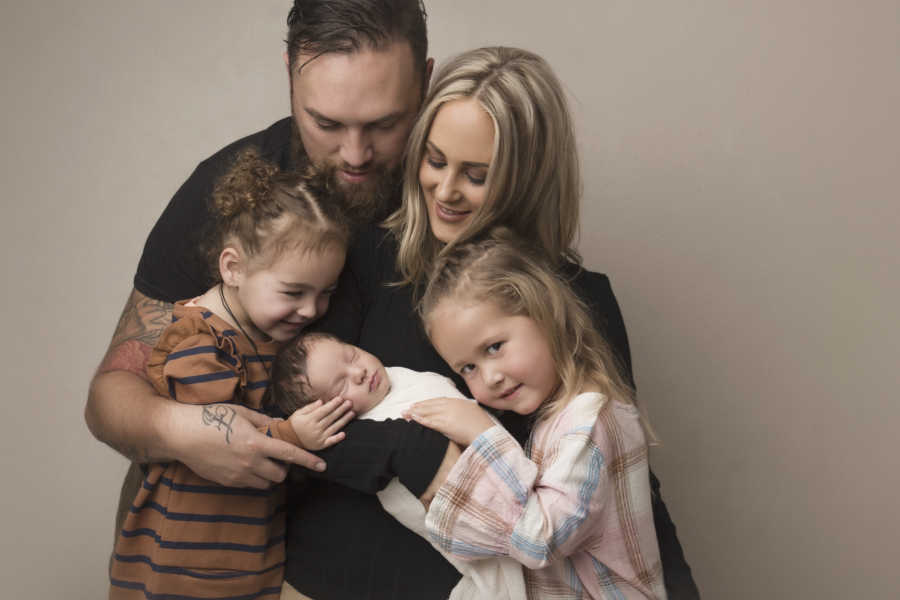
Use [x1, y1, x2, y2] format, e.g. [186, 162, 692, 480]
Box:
[424, 152, 487, 186]
[466, 170, 487, 185]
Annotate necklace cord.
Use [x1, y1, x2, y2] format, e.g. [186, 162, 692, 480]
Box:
[218, 284, 271, 378]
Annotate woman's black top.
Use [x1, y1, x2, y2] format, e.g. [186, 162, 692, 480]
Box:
[283, 226, 698, 599]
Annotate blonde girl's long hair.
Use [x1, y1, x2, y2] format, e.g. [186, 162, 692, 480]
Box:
[385, 46, 581, 288]
[420, 229, 656, 440]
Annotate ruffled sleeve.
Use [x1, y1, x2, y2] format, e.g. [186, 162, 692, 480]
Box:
[146, 309, 242, 405]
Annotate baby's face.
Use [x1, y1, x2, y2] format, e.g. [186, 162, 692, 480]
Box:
[304, 338, 390, 414]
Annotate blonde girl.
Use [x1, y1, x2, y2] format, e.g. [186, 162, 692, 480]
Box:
[407, 230, 665, 600]
[109, 149, 355, 599]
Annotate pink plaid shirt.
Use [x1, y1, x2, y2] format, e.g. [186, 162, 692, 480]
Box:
[426, 392, 666, 599]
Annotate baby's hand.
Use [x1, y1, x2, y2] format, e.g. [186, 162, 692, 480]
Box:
[403, 397, 495, 446]
[288, 396, 355, 451]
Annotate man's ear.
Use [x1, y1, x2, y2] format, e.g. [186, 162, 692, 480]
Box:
[219, 246, 245, 287]
[422, 57, 435, 97]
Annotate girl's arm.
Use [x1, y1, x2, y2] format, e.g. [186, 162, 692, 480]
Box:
[425, 395, 650, 571]
[425, 424, 601, 568]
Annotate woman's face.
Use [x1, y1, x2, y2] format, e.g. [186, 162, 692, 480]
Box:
[418, 98, 495, 243]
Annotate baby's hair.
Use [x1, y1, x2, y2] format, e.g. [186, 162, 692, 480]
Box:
[205, 148, 350, 280]
[269, 332, 340, 414]
[420, 228, 639, 426]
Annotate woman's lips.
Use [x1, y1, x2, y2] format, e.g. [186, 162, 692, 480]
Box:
[435, 202, 471, 222]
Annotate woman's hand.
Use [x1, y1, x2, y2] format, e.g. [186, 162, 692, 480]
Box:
[288, 396, 355, 451]
[404, 397, 495, 446]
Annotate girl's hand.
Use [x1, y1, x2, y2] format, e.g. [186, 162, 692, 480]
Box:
[404, 397, 495, 446]
[288, 396, 355, 450]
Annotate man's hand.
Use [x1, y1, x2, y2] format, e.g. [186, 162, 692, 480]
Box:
[174, 402, 329, 489]
[286, 396, 355, 451]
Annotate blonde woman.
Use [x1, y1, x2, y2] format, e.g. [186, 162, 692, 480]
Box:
[284, 47, 696, 599]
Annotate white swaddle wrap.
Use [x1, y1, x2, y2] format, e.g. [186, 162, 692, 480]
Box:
[362, 367, 526, 600]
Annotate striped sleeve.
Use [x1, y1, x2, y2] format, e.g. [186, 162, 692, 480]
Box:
[148, 328, 240, 405]
[267, 419, 302, 447]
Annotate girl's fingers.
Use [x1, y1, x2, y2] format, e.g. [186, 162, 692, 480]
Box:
[296, 399, 323, 415]
[321, 431, 346, 448]
[409, 412, 441, 431]
[410, 399, 442, 412]
[326, 410, 355, 435]
[317, 399, 352, 425]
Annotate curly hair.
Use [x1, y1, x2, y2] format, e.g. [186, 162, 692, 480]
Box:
[204, 148, 350, 281]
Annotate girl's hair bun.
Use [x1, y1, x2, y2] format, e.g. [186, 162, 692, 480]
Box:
[212, 148, 280, 220]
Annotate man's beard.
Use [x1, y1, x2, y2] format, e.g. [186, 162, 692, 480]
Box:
[319, 161, 403, 226]
[289, 114, 403, 227]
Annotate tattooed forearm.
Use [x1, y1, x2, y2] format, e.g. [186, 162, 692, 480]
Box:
[202, 405, 237, 444]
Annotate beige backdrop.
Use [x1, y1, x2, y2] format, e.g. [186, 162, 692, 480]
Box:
[2, 1, 897, 598]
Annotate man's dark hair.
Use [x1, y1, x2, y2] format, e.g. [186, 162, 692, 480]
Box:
[286, 0, 428, 77]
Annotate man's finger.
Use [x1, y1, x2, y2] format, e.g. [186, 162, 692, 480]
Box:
[242, 472, 276, 490]
[262, 436, 326, 472]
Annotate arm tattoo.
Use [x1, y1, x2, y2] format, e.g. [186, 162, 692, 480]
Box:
[97, 290, 172, 376]
[111, 290, 172, 348]
[202, 405, 237, 444]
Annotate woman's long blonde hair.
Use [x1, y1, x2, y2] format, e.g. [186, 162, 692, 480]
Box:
[385, 46, 581, 288]
[419, 230, 653, 434]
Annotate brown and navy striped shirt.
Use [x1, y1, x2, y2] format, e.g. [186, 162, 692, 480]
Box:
[109, 302, 299, 599]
